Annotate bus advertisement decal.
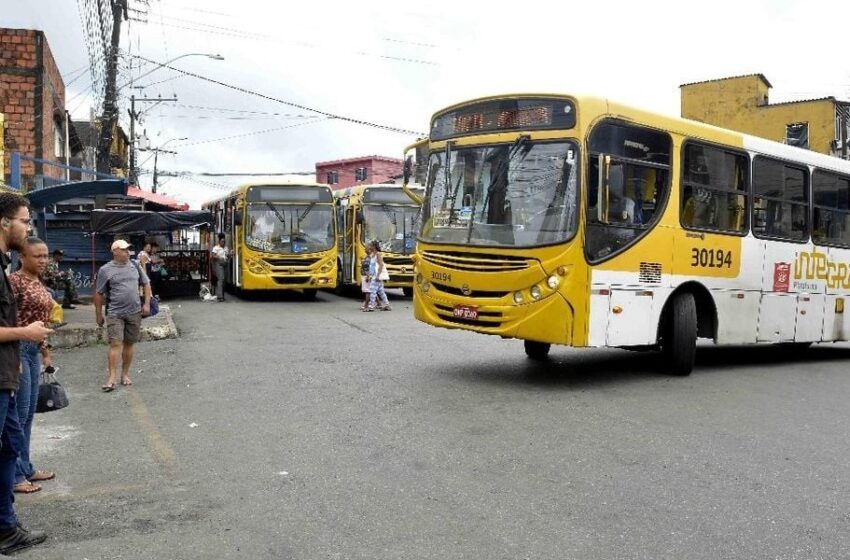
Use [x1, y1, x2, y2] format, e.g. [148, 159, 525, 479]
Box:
[773, 262, 791, 292]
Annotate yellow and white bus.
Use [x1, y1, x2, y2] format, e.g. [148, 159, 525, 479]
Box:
[202, 182, 337, 299]
[334, 184, 424, 296]
[404, 94, 850, 375]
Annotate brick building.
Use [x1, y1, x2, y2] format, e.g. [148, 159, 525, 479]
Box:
[315, 155, 403, 190]
[680, 74, 850, 159]
[0, 28, 81, 189]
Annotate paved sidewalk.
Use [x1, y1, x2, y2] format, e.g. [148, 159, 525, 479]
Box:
[49, 302, 179, 348]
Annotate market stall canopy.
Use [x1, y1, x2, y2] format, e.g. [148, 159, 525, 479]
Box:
[89, 210, 213, 234]
[126, 187, 189, 211]
[25, 179, 127, 208]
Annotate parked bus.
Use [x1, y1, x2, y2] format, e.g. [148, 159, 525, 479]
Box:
[404, 94, 850, 375]
[334, 184, 424, 296]
[202, 182, 337, 299]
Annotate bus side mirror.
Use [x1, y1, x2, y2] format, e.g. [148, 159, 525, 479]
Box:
[597, 154, 611, 224]
[234, 212, 243, 227]
[356, 210, 364, 224]
[403, 155, 412, 184]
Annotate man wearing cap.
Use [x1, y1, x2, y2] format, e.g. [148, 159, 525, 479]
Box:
[94, 240, 151, 392]
[42, 249, 80, 309]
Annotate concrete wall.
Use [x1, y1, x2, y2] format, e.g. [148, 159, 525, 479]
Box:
[681, 75, 837, 155]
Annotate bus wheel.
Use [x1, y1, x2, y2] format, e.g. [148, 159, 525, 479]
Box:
[303, 289, 318, 301]
[661, 292, 697, 376]
[524, 340, 550, 361]
[402, 286, 413, 297]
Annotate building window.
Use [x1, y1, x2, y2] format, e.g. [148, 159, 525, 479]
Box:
[326, 171, 339, 185]
[355, 167, 367, 181]
[785, 122, 809, 149]
[54, 125, 65, 158]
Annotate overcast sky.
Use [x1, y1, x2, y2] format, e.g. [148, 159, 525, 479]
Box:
[4, 0, 850, 208]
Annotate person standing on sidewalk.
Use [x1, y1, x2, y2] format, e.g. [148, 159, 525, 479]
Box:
[0, 193, 50, 554]
[210, 234, 229, 302]
[94, 240, 151, 392]
[10, 238, 56, 494]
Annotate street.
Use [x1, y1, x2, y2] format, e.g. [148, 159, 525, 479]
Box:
[15, 291, 850, 560]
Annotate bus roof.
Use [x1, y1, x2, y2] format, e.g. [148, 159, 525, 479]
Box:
[202, 181, 332, 207]
[430, 93, 850, 175]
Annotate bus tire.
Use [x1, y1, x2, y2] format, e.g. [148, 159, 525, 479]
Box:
[402, 286, 413, 297]
[661, 292, 697, 376]
[303, 289, 318, 301]
[524, 340, 550, 361]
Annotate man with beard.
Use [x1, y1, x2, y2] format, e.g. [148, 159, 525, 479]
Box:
[0, 193, 51, 555]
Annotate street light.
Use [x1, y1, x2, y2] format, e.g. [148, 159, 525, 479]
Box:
[148, 137, 188, 193]
[120, 53, 224, 90]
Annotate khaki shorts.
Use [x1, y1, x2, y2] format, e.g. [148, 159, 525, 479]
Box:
[106, 313, 142, 344]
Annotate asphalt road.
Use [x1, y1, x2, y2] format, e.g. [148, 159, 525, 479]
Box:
[15, 289, 850, 559]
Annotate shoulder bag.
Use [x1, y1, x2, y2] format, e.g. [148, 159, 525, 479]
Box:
[36, 366, 69, 413]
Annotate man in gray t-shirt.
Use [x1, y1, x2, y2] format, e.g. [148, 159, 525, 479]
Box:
[94, 240, 151, 392]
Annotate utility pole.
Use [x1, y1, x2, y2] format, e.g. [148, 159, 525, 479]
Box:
[96, 0, 127, 175]
[128, 95, 178, 185]
[149, 148, 177, 193]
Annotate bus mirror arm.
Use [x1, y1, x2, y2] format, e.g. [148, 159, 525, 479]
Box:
[401, 182, 423, 206]
[598, 154, 610, 224]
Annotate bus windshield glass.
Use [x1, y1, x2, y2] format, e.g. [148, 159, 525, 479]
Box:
[421, 140, 578, 247]
[362, 204, 422, 254]
[246, 203, 335, 254]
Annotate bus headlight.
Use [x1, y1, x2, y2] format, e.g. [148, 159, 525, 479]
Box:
[530, 285, 542, 300]
[319, 261, 334, 273]
[513, 291, 524, 304]
[422, 281, 431, 293]
[547, 275, 560, 289]
[416, 273, 423, 284]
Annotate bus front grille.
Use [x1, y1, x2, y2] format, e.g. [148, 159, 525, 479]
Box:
[265, 258, 320, 267]
[383, 256, 414, 266]
[273, 276, 312, 285]
[431, 282, 509, 299]
[434, 304, 503, 328]
[421, 251, 532, 272]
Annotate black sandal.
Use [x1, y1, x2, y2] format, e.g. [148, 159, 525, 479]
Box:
[101, 384, 115, 393]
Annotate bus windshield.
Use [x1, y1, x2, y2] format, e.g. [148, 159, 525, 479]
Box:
[421, 140, 578, 247]
[246, 202, 335, 254]
[362, 204, 421, 254]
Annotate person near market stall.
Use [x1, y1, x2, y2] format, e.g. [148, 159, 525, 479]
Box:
[42, 249, 81, 309]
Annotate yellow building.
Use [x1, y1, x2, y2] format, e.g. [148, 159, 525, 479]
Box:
[681, 74, 850, 159]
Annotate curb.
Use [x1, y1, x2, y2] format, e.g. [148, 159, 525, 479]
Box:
[50, 305, 179, 349]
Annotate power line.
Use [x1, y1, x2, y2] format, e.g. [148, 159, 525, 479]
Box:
[131, 54, 426, 136]
[172, 119, 329, 148]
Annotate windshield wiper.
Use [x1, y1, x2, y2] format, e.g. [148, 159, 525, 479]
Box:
[479, 135, 529, 221]
[266, 202, 287, 228]
[465, 135, 530, 242]
[298, 202, 316, 224]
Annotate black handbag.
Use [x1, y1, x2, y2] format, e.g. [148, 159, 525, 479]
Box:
[36, 366, 69, 413]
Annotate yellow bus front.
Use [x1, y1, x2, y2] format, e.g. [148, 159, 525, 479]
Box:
[412, 96, 592, 347]
[359, 187, 423, 295]
[239, 184, 337, 293]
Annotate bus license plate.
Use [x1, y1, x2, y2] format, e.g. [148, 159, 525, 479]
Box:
[453, 304, 478, 320]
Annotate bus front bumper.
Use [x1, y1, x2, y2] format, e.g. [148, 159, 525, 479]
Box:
[242, 267, 337, 290]
[413, 283, 573, 345]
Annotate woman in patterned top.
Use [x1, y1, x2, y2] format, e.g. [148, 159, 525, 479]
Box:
[10, 237, 56, 493]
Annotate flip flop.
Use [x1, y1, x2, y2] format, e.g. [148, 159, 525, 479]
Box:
[13, 481, 41, 494]
[27, 470, 55, 482]
[101, 384, 115, 393]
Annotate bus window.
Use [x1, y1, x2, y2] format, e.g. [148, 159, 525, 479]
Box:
[586, 121, 671, 261]
[812, 169, 850, 247]
[752, 157, 808, 242]
[681, 143, 748, 233]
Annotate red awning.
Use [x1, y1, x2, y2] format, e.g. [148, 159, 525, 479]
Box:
[126, 186, 189, 211]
